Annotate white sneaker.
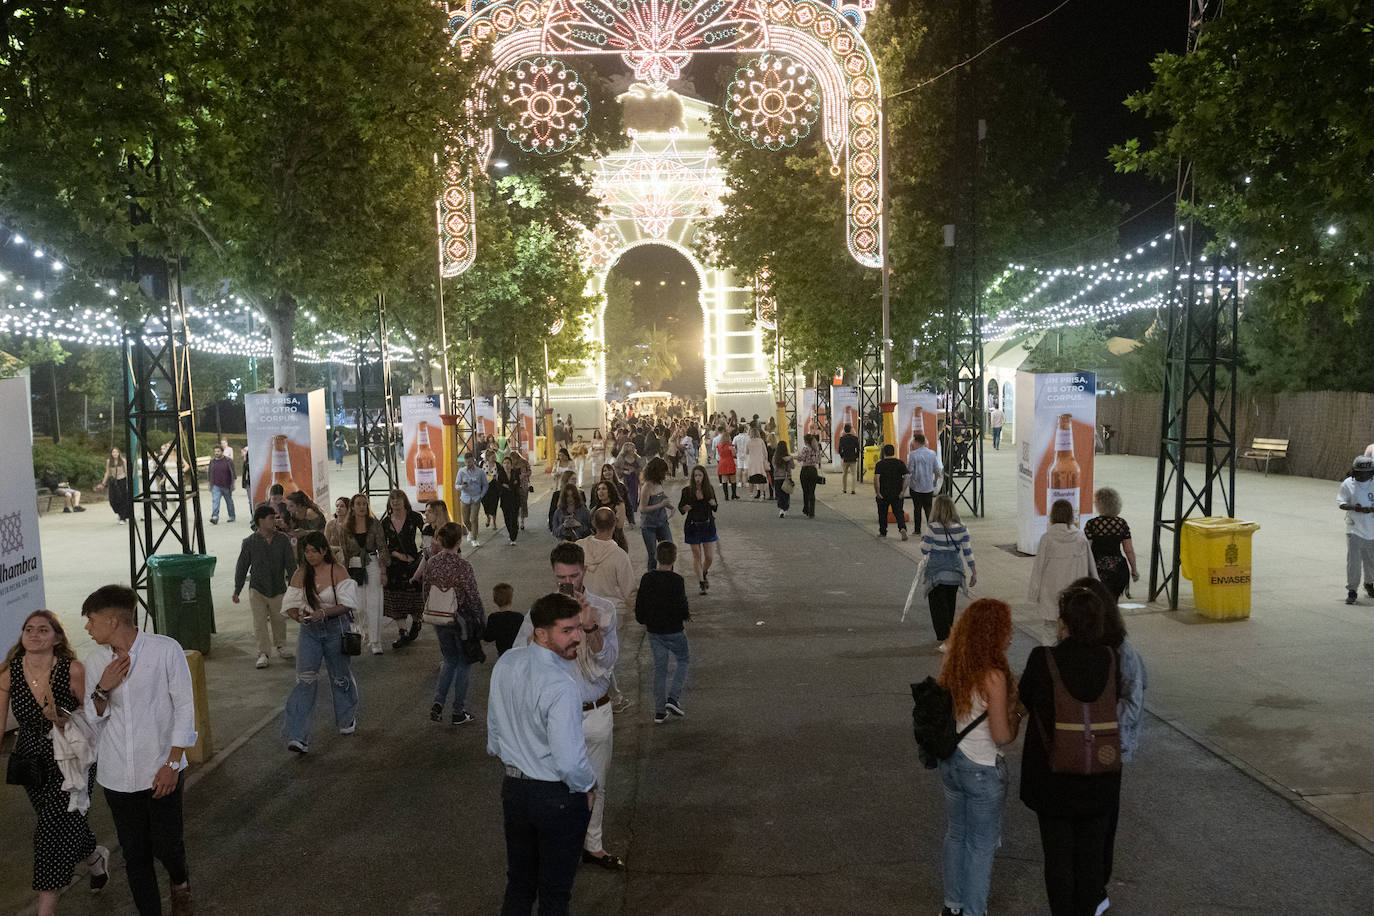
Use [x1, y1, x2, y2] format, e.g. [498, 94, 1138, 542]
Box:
[287, 739, 308, 754]
[255, 653, 269, 669]
[507, 538, 516, 546]
[339, 720, 356, 735]
[276, 645, 294, 660]
[371, 646, 384, 656]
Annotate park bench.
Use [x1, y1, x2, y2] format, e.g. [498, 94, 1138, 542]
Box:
[35, 482, 58, 514]
[1241, 437, 1289, 476]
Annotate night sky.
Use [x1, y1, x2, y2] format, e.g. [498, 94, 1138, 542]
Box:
[989, 0, 1187, 246]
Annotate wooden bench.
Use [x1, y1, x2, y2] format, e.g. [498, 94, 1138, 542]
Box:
[1241, 437, 1289, 476]
[35, 485, 58, 514]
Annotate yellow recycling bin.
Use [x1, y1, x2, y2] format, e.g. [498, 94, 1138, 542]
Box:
[863, 445, 882, 474]
[1180, 517, 1261, 619]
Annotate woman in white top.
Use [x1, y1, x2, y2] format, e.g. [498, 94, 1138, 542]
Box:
[745, 428, 769, 500]
[935, 597, 1022, 916]
[282, 531, 360, 754]
[1028, 499, 1098, 644]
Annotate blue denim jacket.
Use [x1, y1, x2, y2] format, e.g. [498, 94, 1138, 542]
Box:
[1117, 639, 1147, 762]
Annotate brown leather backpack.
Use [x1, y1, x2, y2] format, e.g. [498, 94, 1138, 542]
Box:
[1041, 647, 1122, 775]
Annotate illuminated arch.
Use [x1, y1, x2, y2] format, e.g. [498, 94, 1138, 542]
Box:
[438, 0, 884, 277]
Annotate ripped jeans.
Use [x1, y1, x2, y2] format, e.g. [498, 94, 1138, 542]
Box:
[283, 613, 359, 744]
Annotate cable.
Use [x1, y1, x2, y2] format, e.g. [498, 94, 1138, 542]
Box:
[888, 0, 1076, 99]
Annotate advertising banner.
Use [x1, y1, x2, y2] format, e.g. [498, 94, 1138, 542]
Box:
[829, 386, 860, 469]
[896, 383, 942, 463]
[0, 376, 45, 653]
[400, 394, 443, 505]
[474, 397, 497, 440]
[245, 390, 328, 508]
[1016, 371, 1097, 554]
[513, 398, 536, 452]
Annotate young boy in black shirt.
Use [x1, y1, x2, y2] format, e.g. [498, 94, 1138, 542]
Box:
[482, 582, 524, 656]
[633, 542, 691, 724]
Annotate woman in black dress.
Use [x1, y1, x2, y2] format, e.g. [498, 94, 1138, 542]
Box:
[94, 448, 133, 523]
[381, 489, 426, 648]
[1084, 487, 1139, 600]
[0, 610, 109, 914]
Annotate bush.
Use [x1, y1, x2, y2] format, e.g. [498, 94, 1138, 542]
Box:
[32, 440, 108, 490]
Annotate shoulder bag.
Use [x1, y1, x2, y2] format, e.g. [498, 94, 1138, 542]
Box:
[6, 746, 45, 789]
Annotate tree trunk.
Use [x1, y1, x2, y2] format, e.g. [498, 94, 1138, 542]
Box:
[266, 294, 298, 392]
[416, 347, 434, 393]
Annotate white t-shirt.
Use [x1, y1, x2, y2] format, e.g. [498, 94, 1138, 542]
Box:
[1339, 476, 1374, 540]
[955, 689, 999, 766]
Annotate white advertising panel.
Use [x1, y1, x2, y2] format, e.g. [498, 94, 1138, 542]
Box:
[829, 386, 860, 469]
[513, 398, 536, 452]
[0, 376, 45, 651]
[474, 397, 497, 440]
[400, 394, 444, 505]
[245, 390, 329, 509]
[797, 387, 817, 445]
[1016, 371, 1097, 554]
[896, 383, 942, 463]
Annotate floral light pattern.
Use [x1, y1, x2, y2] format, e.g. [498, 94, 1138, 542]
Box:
[728, 55, 818, 150]
[500, 58, 589, 154]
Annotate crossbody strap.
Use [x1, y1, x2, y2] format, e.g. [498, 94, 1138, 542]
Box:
[954, 711, 989, 747]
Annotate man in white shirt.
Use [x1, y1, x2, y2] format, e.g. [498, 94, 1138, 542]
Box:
[988, 404, 1005, 451]
[488, 592, 598, 915]
[83, 584, 197, 916]
[1338, 455, 1374, 605]
[516, 541, 622, 870]
[732, 426, 751, 480]
[577, 509, 637, 613]
[905, 432, 943, 535]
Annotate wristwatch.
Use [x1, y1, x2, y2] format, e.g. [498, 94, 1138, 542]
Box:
[90, 686, 109, 703]
[161, 759, 185, 772]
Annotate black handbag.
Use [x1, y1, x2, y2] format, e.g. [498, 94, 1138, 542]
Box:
[340, 623, 362, 657]
[6, 748, 45, 789]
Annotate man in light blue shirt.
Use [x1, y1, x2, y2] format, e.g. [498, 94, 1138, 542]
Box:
[905, 432, 942, 535]
[455, 452, 488, 546]
[488, 592, 597, 915]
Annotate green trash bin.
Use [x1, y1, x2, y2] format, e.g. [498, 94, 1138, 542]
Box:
[147, 554, 218, 655]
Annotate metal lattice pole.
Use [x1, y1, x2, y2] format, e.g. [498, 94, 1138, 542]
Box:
[1148, 0, 1239, 609]
[124, 255, 206, 629]
[356, 293, 400, 500]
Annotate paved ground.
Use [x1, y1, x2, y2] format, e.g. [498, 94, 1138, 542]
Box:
[3, 449, 1373, 914]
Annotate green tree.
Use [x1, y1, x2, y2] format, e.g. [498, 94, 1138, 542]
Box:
[1111, 0, 1374, 319]
[0, 0, 478, 391]
[701, 0, 1122, 380]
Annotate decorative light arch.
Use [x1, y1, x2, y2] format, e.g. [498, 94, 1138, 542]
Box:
[437, 0, 884, 276]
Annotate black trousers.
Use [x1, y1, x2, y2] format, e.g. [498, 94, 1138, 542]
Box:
[501, 500, 520, 542]
[104, 778, 189, 916]
[799, 466, 819, 516]
[501, 776, 592, 916]
[928, 583, 958, 641]
[1036, 811, 1112, 916]
[909, 490, 935, 535]
[875, 493, 905, 534]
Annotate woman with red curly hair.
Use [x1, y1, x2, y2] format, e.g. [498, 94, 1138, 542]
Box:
[935, 598, 1023, 916]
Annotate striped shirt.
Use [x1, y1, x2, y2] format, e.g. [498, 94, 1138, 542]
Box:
[921, 522, 974, 585]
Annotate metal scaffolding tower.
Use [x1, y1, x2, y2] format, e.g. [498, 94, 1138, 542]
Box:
[940, 0, 985, 518]
[356, 294, 399, 500]
[124, 256, 207, 627]
[1148, 0, 1239, 609]
[856, 348, 882, 482]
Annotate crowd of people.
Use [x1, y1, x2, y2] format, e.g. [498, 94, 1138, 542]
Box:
[8, 397, 1255, 916]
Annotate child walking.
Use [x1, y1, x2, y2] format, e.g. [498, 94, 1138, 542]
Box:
[633, 541, 691, 724]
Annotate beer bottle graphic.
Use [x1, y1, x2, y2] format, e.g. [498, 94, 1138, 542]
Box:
[415, 421, 439, 503]
[1047, 413, 1080, 516]
[270, 434, 298, 494]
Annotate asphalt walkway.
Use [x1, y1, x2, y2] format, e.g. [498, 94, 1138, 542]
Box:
[3, 449, 1372, 914]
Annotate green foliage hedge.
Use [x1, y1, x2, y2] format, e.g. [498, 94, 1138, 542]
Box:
[32, 440, 108, 490]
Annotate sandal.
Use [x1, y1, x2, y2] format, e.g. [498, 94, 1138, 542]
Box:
[582, 850, 626, 870]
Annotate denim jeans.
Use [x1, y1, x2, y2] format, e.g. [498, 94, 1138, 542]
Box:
[640, 514, 673, 568]
[210, 484, 235, 521]
[649, 631, 690, 711]
[283, 614, 359, 744]
[432, 623, 471, 711]
[991, 426, 1002, 450]
[501, 777, 592, 916]
[939, 750, 1007, 916]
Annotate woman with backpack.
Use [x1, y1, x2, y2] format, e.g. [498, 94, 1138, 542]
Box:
[1018, 585, 1122, 916]
[921, 495, 978, 651]
[935, 598, 1022, 916]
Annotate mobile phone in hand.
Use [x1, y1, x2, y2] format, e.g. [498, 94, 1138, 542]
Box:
[558, 583, 575, 597]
